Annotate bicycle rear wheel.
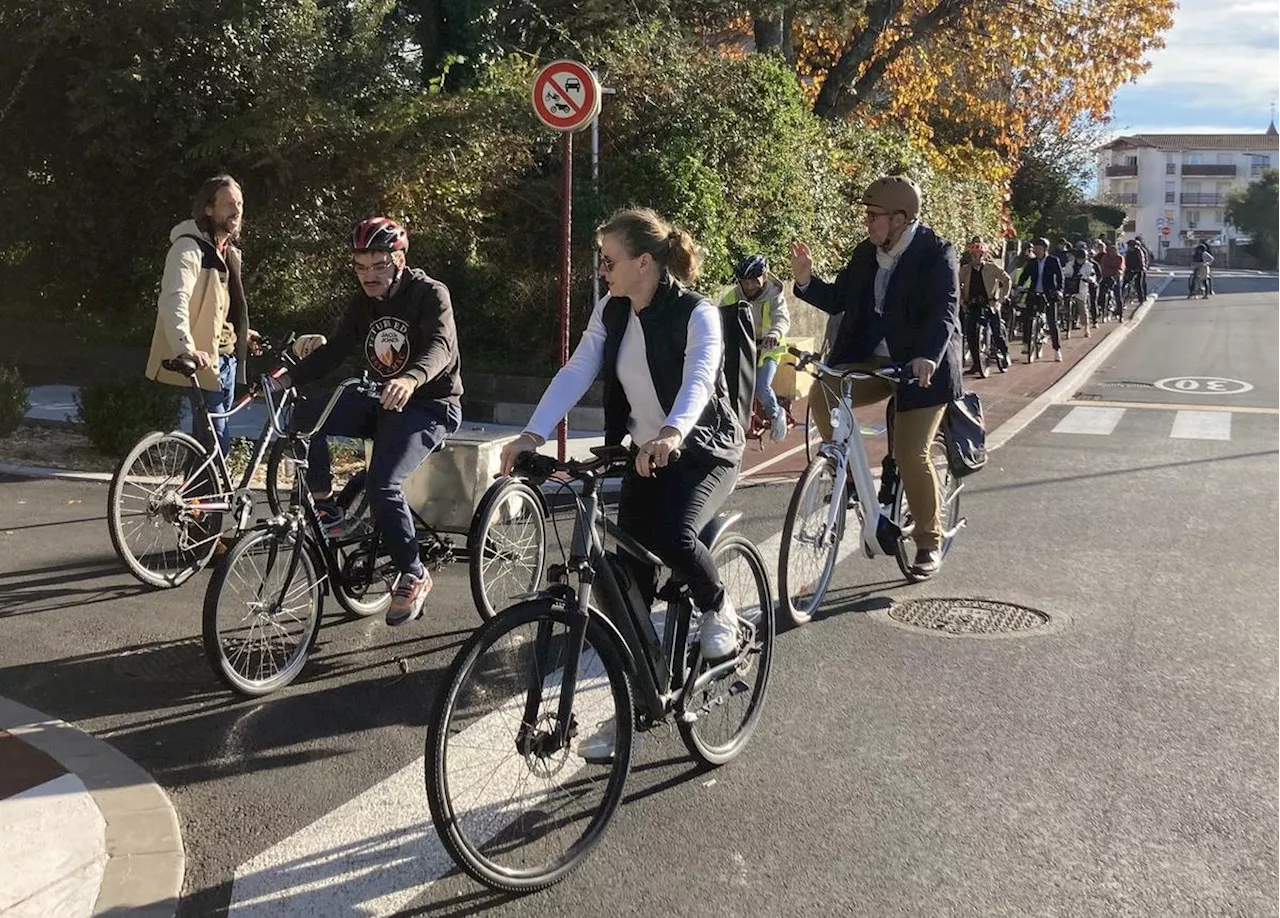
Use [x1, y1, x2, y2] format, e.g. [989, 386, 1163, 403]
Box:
[893, 436, 961, 582]
[108, 430, 222, 588]
[468, 478, 547, 620]
[425, 600, 633, 892]
[202, 527, 324, 696]
[679, 533, 774, 766]
[778, 455, 844, 626]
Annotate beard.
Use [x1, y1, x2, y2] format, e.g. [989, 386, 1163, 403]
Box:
[219, 214, 241, 241]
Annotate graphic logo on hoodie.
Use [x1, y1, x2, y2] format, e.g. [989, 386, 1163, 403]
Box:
[366, 317, 411, 377]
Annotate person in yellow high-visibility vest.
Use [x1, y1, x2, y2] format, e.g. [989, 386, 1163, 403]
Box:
[721, 254, 791, 442]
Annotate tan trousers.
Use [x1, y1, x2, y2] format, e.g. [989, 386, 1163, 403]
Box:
[808, 360, 947, 550]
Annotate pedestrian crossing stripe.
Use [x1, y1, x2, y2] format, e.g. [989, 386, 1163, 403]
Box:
[1052, 405, 1248, 441]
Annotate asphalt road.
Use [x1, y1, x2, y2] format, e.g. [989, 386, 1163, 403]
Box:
[1, 271, 1275, 917]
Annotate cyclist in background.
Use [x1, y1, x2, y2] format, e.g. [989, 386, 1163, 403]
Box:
[958, 239, 1011, 376]
[1098, 241, 1125, 322]
[1189, 243, 1215, 297]
[271, 217, 464, 627]
[721, 254, 791, 442]
[1016, 237, 1065, 362]
[1123, 239, 1148, 303]
[1061, 243, 1100, 336]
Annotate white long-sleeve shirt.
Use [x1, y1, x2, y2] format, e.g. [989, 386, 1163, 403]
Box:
[524, 294, 722, 446]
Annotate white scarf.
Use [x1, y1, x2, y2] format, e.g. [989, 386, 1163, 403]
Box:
[873, 220, 919, 315]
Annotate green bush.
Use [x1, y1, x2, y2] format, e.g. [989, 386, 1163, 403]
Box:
[75, 380, 183, 457]
[0, 364, 29, 438]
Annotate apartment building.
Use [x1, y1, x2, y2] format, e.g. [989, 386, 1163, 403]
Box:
[1096, 125, 1278, 258]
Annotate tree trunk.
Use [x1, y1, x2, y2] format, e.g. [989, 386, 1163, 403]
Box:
[811, 0, 903, 119]
[781, 6, 795, 65]
[753, 7, 784, 54]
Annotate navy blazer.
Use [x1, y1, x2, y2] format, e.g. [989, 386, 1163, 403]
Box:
[1016, 257, 1064, 296]
[793, 223, 963, 412]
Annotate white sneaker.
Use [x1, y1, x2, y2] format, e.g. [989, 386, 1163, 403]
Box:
[1054, 349, 1063, 362]
[576, 716, 641, 764]
[769, 406, 788, 443]
[699, 595, 740, 661]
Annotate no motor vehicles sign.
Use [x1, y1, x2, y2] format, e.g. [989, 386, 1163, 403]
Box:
[531, 60, 600, 132]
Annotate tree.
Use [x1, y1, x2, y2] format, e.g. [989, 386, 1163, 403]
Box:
[1226, 169, 1279, 267]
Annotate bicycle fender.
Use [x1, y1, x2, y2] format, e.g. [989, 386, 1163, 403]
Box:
[698, 511, 743, 550]
[502, 592, 639, 683]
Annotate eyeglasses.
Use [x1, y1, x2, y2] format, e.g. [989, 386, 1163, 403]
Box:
[352, 259, 395, 275]
[863, 209, 890, 223]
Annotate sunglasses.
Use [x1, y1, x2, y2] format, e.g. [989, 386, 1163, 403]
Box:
[599, 251, 637, 272]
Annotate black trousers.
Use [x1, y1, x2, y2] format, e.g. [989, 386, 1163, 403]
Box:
[1023, 292, 1061, 351]
[617, 450, 737, 613]
[965, 301, 1008, 364]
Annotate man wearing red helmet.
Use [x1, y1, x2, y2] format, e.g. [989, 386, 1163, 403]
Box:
[276, 217, 464, 625]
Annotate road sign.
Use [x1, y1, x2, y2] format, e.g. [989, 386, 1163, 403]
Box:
[1156, 217, 1166, 227]
[1161, 226, 1171, 236]
[531, 60, 600, 132]
[1153, 376, 1254, 395]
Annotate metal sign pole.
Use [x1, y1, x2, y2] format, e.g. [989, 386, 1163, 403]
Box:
[557, 131, 572, 461]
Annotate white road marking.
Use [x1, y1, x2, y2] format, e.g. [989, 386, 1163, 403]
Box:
[1051, 406, 1125, 436]
[1169, 410, 1232, 441]
[229, 491, 874, 914]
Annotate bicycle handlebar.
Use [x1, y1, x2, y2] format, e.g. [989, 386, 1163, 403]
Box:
[786, 347, 916, 385]
[159, 332, 302, 378]
[513, 444, 680, 482]
[263, 372, 384, 440]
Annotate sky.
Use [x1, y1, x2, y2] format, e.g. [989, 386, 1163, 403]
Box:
[1107, 0, 1280, 136]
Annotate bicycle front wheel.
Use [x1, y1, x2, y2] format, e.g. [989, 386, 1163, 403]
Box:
[202, 527, 324, 696]
[108, 430, 222, 588]
[679, 533, 775, 766]
[778, 455, 844, 626]
[468, 478, 547, 620]
[894, 435, 961, 582]
[425, 600, 633, 892]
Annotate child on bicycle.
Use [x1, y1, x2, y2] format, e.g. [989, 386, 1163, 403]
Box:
[271, 217, 463, 626]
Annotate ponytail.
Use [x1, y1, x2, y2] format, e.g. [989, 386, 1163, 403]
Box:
[597, 208, 704, 285]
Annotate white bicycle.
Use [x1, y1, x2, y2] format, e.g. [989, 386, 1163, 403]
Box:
[778, 349, 966, 626]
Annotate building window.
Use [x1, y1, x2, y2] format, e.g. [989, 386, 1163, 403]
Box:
[1124, 155, 1138, 167]
[1186, 210, 1200, 226]
[1187, 153, 1203, 165]
[1166, 162, 1176, 174]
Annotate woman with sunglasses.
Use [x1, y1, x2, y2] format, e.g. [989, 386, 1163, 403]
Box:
[500, 207, 745, 667]
[272, 217, 464, 627]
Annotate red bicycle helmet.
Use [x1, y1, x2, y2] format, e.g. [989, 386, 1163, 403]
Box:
[349, 217, 408, 252]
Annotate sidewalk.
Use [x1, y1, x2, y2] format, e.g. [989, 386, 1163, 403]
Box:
[0, 697, 183, 917]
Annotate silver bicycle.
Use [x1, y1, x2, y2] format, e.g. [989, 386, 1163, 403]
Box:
[778, 349, 966, 626]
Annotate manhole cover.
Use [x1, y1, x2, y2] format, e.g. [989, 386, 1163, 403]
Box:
[111, 639, 208, 684]
[888, 598, 1049, 635]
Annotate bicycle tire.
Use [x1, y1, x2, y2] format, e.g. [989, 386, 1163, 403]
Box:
[778, 455, 844, 626]
[893, 435, 961, 582]
[425, 599, 633, 892]
[468, 478, 548, 621]
[108, 430, 222, 588]
[679, 533, 775, 766]
[202, 527, 324, 696]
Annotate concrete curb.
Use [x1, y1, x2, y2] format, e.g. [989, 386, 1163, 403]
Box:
[0, 697, 184, 917]
[986, 277, 1172, 454]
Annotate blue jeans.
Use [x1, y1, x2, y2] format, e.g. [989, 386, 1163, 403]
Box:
[187, 355, 236, 457]
[292, 390, 461, 575]
[755, 358, 781, 418]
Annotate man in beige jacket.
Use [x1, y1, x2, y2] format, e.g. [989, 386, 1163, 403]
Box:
[145, 175, 258, 456]
[958, 239, 1011, 377]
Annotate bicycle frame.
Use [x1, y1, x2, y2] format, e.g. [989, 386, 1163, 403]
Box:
[529, 457, 748, 751]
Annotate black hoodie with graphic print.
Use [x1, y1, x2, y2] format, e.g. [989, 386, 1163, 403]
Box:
[289, 268, 463, 406]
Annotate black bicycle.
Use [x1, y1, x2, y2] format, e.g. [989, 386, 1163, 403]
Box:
[425, 446, 775, 892]
[201, 373, 456, 696]
[107, 335, 302, 588]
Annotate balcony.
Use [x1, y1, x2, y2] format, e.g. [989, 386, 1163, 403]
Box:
[1181, 193, 1224, 206]
[1113, 193, 1138, 204]
[1106, 164, 1138, 177]
[1182, 164, 1236, 176]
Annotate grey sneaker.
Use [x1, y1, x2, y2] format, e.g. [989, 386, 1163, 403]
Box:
[770, 406, 789, 443]
[387, 569, 431, 626]
[699, 594, 740, 661]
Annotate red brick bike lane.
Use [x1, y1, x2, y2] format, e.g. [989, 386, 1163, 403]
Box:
[738, 316, 1126, 482]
